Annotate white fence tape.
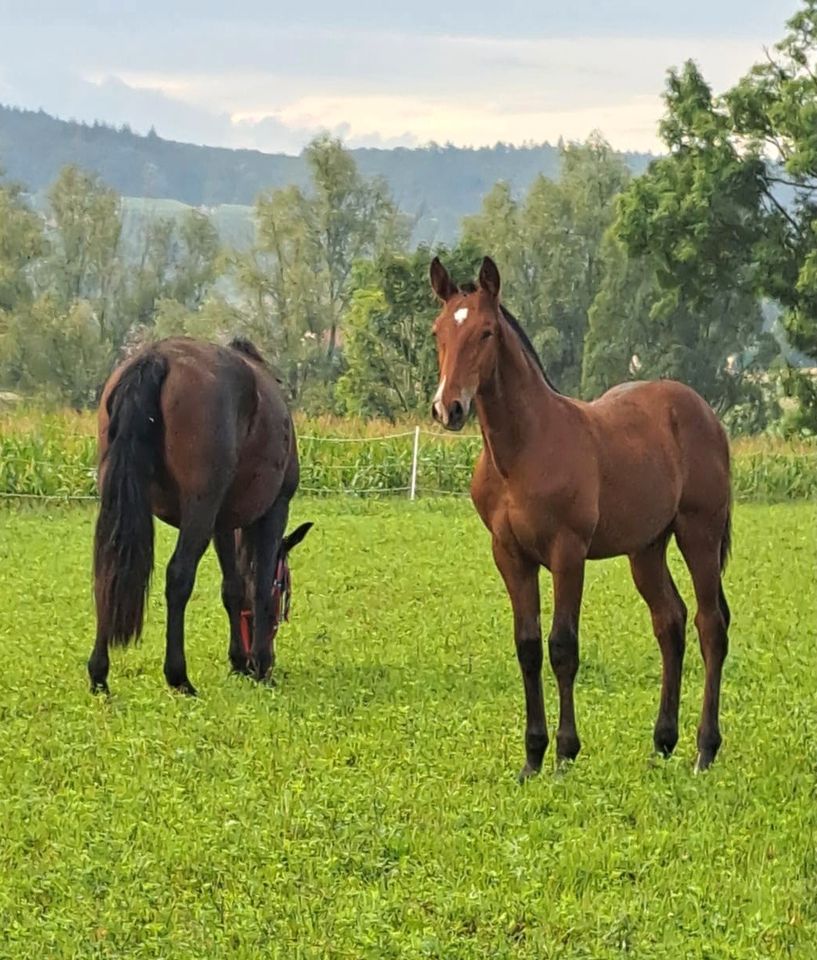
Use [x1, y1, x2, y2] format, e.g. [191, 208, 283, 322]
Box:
[1, 427, 479, 502]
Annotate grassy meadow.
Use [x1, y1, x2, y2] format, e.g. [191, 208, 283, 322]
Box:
[0, 499, 815, 958]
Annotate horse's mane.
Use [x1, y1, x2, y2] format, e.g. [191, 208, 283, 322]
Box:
[499, 305, 560, 394]
[459, 281, 560, 394]
[229, 337, 266, 364]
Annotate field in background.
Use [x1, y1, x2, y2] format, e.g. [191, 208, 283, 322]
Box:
[2, 407, 816, 502]
[0, 500, 814, 958]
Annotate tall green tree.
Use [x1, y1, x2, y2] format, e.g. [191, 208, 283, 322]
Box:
[463, 135, 629, 393]
[46, 166, 123, 343]
[0, 174, 44, 313]
[610, 3, 817, 428]
[235, 136, 406, 406]
[593, 63, 772, 415]
[337, 243, 480, 418]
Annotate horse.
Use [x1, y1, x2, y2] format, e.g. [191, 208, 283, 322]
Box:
[89, 336, 312, 695]
[429, 256, 732, 778]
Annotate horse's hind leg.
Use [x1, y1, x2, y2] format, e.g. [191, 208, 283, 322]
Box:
[675, 513, 729, 771]
[88, 624, 110, 695]
[164, 518, 212, 696]
[629, 535, 687, 757]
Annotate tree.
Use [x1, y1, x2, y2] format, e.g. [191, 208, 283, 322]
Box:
[45, 165, 123, 344]
[610, 3, 817, 429]
[1, 296, 111, 408]
[304, 135, 406, 358]
[608, 61, 777, 418]
[337, 243, 481, 418]
[124, 208, 222, 334]
[0, 173, 44, 313]
[170, 210, 221, 309]
[462, 135, 630, 393]
[234, 136, 407, 406]
[0, 174, 47, 391]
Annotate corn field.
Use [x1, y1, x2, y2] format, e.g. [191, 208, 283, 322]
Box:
[0, 408, 815, 502]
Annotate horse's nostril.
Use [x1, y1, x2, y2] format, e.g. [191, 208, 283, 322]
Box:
[450, 401, 463, 422]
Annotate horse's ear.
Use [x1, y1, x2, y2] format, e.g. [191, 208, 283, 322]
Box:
[283, 522, 313, 553]
[429, 256, 458, 302]
[478, 256, 501, 300]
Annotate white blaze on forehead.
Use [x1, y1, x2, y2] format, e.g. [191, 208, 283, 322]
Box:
[454, 307, 469, 325]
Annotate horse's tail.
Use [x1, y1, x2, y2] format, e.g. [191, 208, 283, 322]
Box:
[720, 504, 732, 574]
[94, 351, 168, 647]
[718, 500, 732, 630]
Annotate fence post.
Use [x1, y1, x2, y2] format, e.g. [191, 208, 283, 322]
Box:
[409, 426, 420, 500]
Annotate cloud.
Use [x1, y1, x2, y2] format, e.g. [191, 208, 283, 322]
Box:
[0, 20, 792, 155]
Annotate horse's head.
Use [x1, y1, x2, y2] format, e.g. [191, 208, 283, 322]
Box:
[272, 521, 313, 629]
[429, 255, 502, 431]
[237, 521, 313, 656]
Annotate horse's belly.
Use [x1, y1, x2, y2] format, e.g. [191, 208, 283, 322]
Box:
[588, 471, 679, 559]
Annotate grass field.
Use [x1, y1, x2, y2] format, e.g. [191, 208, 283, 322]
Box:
[0, 500, 815, 959]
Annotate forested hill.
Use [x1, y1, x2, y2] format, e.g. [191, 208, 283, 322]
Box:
[0, 103, 654, 244]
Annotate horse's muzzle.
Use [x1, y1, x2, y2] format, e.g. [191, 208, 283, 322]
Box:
[432, 398, 467, 431]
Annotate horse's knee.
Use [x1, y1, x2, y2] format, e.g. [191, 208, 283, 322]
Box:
[548, 624, 578, 680]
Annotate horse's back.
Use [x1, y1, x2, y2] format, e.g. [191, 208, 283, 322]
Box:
[99, 337, 296, 529]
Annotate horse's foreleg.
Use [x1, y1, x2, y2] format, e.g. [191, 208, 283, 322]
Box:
[213, 526, 248, 674]
[250, 496, 290, 682]
[547, 540, 585, 764]
[164, 524, 211, 695]
[492, 540, 547, 781]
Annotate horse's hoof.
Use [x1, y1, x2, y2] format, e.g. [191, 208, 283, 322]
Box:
[173, 681, 198, 697]
[517, 762, 541, 784]
[90, 681, 110, 696]
[694, 751, 716, 774]
[653, 724, 679, 758]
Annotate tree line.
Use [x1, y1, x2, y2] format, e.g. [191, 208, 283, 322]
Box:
[1, 2, 815, 433]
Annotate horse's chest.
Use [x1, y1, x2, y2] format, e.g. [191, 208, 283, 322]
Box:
[474, 481, 565, 568]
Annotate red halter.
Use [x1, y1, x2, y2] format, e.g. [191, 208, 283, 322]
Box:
[238, 554, 292, 657]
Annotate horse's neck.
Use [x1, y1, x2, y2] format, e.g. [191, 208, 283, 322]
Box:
[475, 330, 559, 478]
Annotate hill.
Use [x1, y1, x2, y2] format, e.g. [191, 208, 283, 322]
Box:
[0, 103, 654, 245]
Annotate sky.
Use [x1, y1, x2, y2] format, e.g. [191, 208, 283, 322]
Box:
[0, 0, 801, 155]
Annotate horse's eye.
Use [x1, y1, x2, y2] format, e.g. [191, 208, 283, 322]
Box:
[480, 329, 493, 341]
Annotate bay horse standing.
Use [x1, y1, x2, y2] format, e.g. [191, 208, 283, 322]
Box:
[90, 336, 312, 695]
[429, 256, 732, 778]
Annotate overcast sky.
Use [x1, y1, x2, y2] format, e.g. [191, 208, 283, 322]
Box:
[0, 1, 800, 154]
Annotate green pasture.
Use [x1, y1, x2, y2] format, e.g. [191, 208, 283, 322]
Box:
[0, 500, 814, 958]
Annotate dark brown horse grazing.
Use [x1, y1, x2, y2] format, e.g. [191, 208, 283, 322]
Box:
[90, 336, 312, 695]
[429, 256, 732, 778]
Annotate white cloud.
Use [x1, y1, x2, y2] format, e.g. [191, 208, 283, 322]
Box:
[0, 26, 780, 154]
